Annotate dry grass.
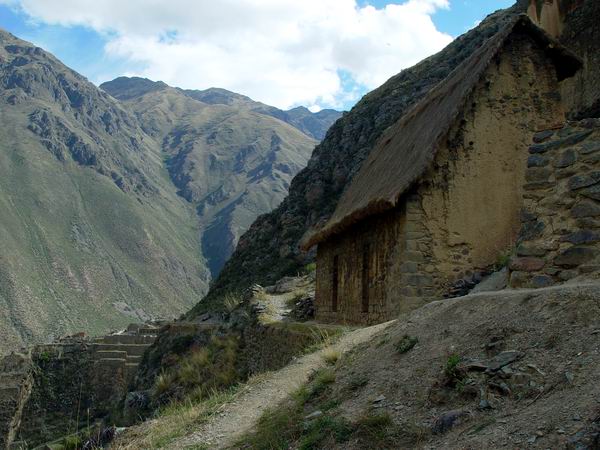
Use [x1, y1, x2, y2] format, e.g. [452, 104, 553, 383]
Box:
[112, 387, 239, 449]
[322, 348, 341, 365]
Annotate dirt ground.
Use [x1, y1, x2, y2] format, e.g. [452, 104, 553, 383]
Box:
[322, 282, 600, 449]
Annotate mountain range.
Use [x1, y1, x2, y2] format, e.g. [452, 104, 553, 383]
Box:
[0, 29, 340, 349]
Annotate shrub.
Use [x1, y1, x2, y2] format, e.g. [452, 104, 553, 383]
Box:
[395, 335, 418, 354]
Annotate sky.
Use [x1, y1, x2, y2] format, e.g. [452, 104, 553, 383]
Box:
[0, 0, 514, 111]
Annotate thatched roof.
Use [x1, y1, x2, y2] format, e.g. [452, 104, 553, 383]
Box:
[302, 15, 581, 250]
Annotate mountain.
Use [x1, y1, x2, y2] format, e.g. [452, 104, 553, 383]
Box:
[193, 3, 534, 313]
[0, 29, 209, 348]
[102, 77, 341, 141]
[0, 32, 337, 349]
[100, 77, 326, 276]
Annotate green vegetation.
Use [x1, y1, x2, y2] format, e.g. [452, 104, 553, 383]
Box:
[114, 386, 239, 449]
[237, 367, 427, 449]
[495, 251, 512, 270]
[395, 335, 419, 354]
[303, 262, 317, 274]
[152, 335, 240, 404]
[443, 353, 467, 389]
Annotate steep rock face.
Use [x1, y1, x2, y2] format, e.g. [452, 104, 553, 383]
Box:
[559, 0, 600, 118]
[194, 4, 530, 312]
[101, 78, 321, 276]
[0, 30, 208, 349]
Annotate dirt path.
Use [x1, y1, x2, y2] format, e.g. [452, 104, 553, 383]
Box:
[171, 320, 394, 449]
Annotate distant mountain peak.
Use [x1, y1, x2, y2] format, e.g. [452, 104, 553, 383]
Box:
[100, 76, 168, 101]
[101, 76, 343, 140]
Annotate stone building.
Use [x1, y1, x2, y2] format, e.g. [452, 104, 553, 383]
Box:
[302, 16, 582, 325]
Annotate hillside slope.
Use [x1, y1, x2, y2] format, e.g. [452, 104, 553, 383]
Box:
[101, 78, 323, 275]
[194, 3, 529, 312]
[235, 282, 600, 449]
[0, 30, 210, 349]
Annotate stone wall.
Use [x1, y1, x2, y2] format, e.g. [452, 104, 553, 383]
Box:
[239, 323, 324, 375]
[0, 326, 158, 448]
[510, 119, 600, 288]
[0, 353, 33, 450]
[417, 32, 567, 294]
[527, 0, 600, 120]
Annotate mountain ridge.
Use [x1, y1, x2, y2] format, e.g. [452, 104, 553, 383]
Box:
[101, 76, 327, 276]
[0, 29, 338, 349]
[101, 76, 342, 141]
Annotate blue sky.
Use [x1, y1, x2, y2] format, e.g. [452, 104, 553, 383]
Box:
[0, 1, 515, 110]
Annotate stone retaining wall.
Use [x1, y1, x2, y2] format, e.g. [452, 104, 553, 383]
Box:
[239, 323, 323, 375]
[0, 326, 158, 448]
[510, 119, 600, 287]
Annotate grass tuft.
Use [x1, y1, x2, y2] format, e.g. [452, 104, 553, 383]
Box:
[321, 348, 341, 365]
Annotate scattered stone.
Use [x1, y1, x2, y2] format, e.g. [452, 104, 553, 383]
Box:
[373, 395, 386, 403]
[560, 230, 600, 245]
[304, 410, 323, 420]
[516, 244, 547, 257]
[529, 130, 592, 154]
[581, 184, 600, 202]
[488, 381, 512, 396]
[528, 154, 549, 167]
[564, 372, 575, 384]
[531, 275, 554, 288]
[554, 247, 598, 267]
[580, 141, 600, 154]
[519, 220, 545, 240]
[486, 351, 523, 372]
[432, 410, 470, 434]
[509, 271, 530, 288]
[559, 269, 579, 281]
[478, 398, 493, 410]
[470, 268, 508, 294]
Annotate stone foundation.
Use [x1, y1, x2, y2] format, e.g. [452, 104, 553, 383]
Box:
[0, 325, 158, 448]
[510, 119, 600, 287]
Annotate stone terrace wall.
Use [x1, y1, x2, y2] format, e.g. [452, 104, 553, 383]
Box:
[0, 326, 158, 448]
[510, 119, 600, 287]
[239, 323, 322, 375]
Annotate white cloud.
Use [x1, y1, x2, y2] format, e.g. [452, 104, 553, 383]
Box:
[2, 0, 453, 109]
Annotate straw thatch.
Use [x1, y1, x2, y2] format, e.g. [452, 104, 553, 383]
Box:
[302, 15, 581, 250]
